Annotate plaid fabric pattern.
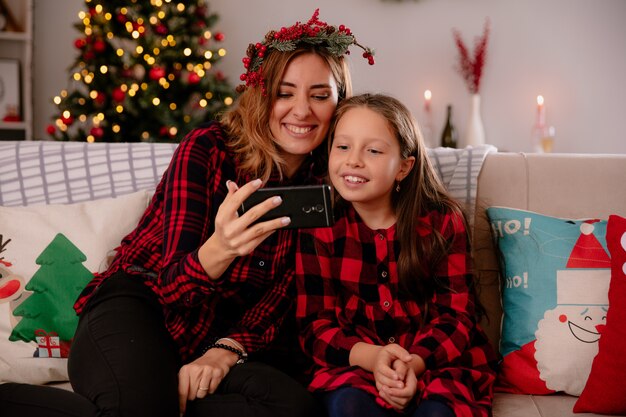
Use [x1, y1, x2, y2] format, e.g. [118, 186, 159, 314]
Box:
[0, 141, 177, 207]
[295, 205, 497, 416]
[0, 137, 493, 368]
[73, 123, 320, 362]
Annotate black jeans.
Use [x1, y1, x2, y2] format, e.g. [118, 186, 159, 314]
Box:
[0, 271, 318, 417]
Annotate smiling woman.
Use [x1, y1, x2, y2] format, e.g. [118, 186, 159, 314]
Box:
[0, 9, 376, 417]
[269, 53, 338, 177]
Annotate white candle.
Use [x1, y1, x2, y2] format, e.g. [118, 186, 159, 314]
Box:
[424, 90, 432, 112]
[536, 95, 545, 127]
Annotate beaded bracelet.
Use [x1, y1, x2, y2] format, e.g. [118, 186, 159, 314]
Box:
[209, 343, 248, 364]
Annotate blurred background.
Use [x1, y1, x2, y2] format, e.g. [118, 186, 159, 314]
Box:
[28, 0, 626, 153]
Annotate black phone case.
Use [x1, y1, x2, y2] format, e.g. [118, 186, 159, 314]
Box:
[238, 184, 334, 229]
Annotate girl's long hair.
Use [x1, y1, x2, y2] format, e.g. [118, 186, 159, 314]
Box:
[219, 47, 352, 182]
[329, 94, 471, 308]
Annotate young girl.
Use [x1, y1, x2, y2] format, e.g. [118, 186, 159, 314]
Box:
[296, 94, 497, 417]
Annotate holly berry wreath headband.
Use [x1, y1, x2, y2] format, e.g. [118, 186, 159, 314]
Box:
[238, 9, 375, 94]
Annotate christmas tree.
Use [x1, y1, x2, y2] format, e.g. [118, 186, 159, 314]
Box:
[9, 234, 94, 344]
[47, 0, 236, 143]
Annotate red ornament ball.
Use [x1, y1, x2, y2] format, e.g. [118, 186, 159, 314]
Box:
[94, 91, 106, 106]
[46, 124, 56, 135]
[112, 87, 126, 103]
[188, 72, 201, 85]
[90, 126, 104, 138]
[214, 32, 225, 42]
[149, 66, 166, 81]
[61, 115, 74, 126]
[133, 22, 145, 35]
[94, 39, 106, 53]
[155, 24, 168, 36]
[74, 38, 87, 49]
[159, 126, 171, 137]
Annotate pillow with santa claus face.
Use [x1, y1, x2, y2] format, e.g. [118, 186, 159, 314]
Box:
[574, 214, 626, 414]
[486, 207, 610, 396]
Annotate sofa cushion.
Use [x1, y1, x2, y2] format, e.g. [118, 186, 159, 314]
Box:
[574, 214, 626, 414]
[493, 393, 581, 417]
[486, 207, 610, 396]
[0, 190, 151, 384]
[0, 141, 176, 207]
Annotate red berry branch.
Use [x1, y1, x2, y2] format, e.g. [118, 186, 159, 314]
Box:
[453, 18, 490, 94]
[238, 9, 374, 93]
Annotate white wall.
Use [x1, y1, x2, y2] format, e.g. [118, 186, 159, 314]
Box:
[33, 0, 83, 141]
[33, 0, 626, 154]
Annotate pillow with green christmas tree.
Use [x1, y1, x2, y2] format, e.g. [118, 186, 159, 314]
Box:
[0, 190, 150, 384]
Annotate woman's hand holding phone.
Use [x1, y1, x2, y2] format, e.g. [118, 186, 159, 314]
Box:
[198, 179, 291, 280]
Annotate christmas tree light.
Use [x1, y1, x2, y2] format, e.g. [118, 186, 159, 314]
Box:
[48, 0, 236, 142]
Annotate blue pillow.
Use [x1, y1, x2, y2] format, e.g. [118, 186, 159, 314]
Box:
[486, 207, 610, 396]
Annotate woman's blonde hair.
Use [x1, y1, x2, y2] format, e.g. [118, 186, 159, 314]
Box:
[220, 46, 352, 182]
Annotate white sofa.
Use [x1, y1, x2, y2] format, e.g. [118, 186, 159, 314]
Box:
[1, 141, 624, 416]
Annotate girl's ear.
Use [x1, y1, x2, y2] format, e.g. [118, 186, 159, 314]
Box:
[396, 156, 415, 182]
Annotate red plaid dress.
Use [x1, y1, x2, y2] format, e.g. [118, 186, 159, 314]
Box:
[74, 122, 322, 362]
[296, 204, 497, 416]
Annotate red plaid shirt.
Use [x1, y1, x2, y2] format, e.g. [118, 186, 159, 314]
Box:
[75, 122, 321, 362]
[296, 205, 497, 416]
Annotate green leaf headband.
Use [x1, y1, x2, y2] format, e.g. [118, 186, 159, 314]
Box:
[238, 9, 374, 93]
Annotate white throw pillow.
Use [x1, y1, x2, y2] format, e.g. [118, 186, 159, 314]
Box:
[0, 190, 151, 384]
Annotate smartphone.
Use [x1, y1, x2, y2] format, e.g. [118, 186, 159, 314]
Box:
[237, 184, 334, 229]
